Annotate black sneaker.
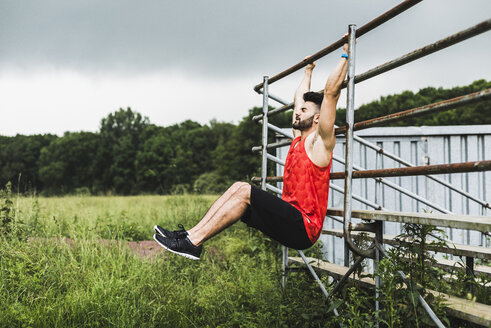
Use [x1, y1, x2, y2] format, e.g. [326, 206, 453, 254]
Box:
[153, 233, 202, 260]
[153, 224, 188, 239]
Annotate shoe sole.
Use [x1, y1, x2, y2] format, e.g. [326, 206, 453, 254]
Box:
[153, 234, 200, 261]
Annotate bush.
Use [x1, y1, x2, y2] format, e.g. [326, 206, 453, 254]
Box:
[193, 171, 232, 194]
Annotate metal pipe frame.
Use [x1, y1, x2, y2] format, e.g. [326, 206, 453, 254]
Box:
[340, 18, 491, 89]
[343, 25, 376, 259]
[331, 160, 491, 180]
[253, 160, 491, 181]
[335, 89, 491, 135]
[253, 122, 490, 208]
[339, 158, 454, 215]
[266, 153, 285, 166]
[263, 122, 293, 139]
[257, 89, 292, 107]
[253, 0, 423, 92]
[260, 77, 269, 191]
[265, 183, 282, 195]
[254, 162, 452, 216]
[252, 160, 491, 211]
[252, 19, 491, 122]
[252, 139, 292, 152]
[252, 2, 490, 324]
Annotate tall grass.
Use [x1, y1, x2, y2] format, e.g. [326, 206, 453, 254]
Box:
[1, 195, 327, 327]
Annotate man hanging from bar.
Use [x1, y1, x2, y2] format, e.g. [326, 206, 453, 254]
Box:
[153, 42, 349, 260]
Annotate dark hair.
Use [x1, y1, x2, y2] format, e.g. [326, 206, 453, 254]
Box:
[303, 91, 323, 107]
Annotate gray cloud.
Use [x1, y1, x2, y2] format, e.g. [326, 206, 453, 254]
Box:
[4, 0, 489, 77]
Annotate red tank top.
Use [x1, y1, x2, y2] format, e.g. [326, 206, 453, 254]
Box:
[282, 136, 332, 243]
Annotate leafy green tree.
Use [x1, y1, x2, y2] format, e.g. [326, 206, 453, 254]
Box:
[96, 107, 149, 194]
[134, 125, 175, 193]
[0, 134, 56, 193]
[38, 132, 100, 194]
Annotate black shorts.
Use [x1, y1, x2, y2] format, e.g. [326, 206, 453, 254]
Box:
[241, 185, 313, 250]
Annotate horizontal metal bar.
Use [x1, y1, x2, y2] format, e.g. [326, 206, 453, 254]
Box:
[255, 171, 482, 213]
[335, 89, 491, 135]
[265, 183, 282, 195]
[265, 122, 293, 138]
[251, 139, 292, 152]
[253, 19, 491, 122]
[341, 19, 491, 89]
[330, 155, 452, 213]
[266, 153, 285, 166]
[342, 160, 491, 179]
[326, 208, 491, 232]
[256, 160, 491, 182]
[252, 103, 293, 121]
[327, 215, 343, 225]
[253, 0, 422, 92]
[251, 176, 283, 183]
[257, 89, 289, 106]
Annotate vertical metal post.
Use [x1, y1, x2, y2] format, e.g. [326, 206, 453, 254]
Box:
[482, 206, 488, 247]
[374, 220, 383, 328]
[344, 241, 350, 267]
[261, 76, 269, 191]
[343, 24, 357, 267]
[374, 149, 383, 328]
[375, 149, 383, 212]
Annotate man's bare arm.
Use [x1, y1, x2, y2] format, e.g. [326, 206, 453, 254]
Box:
[317, 45, 349, 150]
[293, 58, 315, 138]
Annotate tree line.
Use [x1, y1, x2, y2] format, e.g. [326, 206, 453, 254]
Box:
[1, 79, 489, 195]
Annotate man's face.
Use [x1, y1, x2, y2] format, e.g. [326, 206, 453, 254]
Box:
[292, 101, 319, 131]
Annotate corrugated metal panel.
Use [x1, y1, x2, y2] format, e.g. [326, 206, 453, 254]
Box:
[276, 125, 491, 266]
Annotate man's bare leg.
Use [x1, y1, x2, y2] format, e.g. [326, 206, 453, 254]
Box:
[190, 182, 245, 232]
[187, 182, 251, 246]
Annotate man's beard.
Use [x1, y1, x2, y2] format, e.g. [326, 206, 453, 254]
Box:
[292, 114, 315, 131]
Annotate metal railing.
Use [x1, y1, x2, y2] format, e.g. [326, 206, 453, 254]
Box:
[251, 0, 491, 326]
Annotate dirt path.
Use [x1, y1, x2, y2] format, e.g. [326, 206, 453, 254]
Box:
[30, 237, 166, 259]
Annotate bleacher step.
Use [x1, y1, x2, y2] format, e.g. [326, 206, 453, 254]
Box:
[288, 256, 491, 327]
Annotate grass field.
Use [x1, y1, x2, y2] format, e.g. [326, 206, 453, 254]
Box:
[2, 194, 486, 327]
[0, 194, 329, 328]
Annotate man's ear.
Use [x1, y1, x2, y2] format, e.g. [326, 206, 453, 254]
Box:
[314, 113, 320, 124]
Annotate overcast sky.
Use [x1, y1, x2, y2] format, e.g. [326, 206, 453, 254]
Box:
[1, 0, 490, 136]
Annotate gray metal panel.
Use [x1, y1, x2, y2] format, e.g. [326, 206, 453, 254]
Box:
[277, 125, 491, 266]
